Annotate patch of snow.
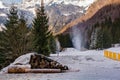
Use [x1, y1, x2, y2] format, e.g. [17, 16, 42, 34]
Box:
[62, 48, 80, 52]
[12, 53, 35, 65]
[0, 1, 6, 8]
[0, 13, 7, 17]
[63, 0, 96, 7]
[0, 24, 6, 31]
[51, 48, 103, 57]
[79, 10, 84, 13]
[0, 27, 2, 31]
[28, 8, 36, 15]
[106, 47, 120, 53]
[1, 47, 120, 80]
[0, 53, 35, 74]
[63, 13, 70, 16]
[85, 6, 89, 10]
[112, 44, 120, 47]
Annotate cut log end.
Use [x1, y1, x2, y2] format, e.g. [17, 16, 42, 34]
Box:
[25, 69, 62, 73]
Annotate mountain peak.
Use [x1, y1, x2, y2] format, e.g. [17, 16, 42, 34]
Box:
[22, 0, 96, 7]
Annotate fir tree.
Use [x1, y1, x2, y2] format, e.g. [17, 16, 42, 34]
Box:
[16, 13, 32, 55]
[95, 28, 102, 49]
[0, 6, 20, 67]
[3, 6, 19, 61]
[32, 3, 56, 56]
[95, 26, 111, 49]
[0, 32, 6, 69]
[49, 32, 56, 53]
[0, 6, 32, 69]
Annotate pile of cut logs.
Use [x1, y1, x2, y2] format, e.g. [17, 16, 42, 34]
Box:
[29, 54, 68, 70]
[8, 54, 68, 73]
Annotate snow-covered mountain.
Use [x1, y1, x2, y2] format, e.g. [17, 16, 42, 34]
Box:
[22, 0, 96, 7]
[20, 0, 96, 31]
[0, 0, 96, 31]
[21, 0, 96, 16]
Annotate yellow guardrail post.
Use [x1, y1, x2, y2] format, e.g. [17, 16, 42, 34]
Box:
[118, 54, 120, 61]
[104, 50, 108, 57]
[113, 53, 117, 60]
[104, 50, 120, 61]
[109, 51, 113, 59]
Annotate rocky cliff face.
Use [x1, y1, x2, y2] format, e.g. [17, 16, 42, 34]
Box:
[20, 0, 96, 32]
[0, 0, 96, 32]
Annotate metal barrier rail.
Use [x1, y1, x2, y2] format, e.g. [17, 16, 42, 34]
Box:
[104, 50, 120, 61]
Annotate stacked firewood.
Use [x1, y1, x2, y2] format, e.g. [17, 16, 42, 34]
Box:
[8, 54, 68, 73]
[29, 54, 68, 71]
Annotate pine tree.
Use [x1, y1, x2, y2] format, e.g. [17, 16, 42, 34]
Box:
[5, 6, 32, 59]
[89, 29, 97, 49]
[95, 27, 111, 49]
[0, 32, 6, 69]
[0, 6, 32, 69]
[112, 18, 120, 44]
[95, 28, 104, 49]
[0, 6, 20, 68]
[49, 32, 56, 53]
[3, 6, 19, 61]
[16, 13, 32, 55]
[32, 3, 55, 56]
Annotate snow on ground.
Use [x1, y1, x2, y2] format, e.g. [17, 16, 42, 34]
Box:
[63, 0, 96, 7]
[106, 47, 120, 53]
[0, 24, 6, 31]
[0, 47, 120, 80]
[0, 53, 35, 74]
[0, 1, 6, 8]
[22, 0, 96, 8]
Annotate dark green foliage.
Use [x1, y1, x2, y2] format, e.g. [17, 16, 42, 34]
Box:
[49, 33, 56, 53]
[32, 6, 56, 56]
[58, 34, 73, 48]
[0, 6, 19, 69]
[0, 32, 6, 69]
[0, 53, 5, 69]
[95, 28, 112, 49]
[0, 6, 32, 69]
[90, 17, 120, 49]
[111, 18, 120, 44]
[2, 6, 19, 62]
[16, 14, 32, 55]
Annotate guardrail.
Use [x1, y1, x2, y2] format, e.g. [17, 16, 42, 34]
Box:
[104, 50, 120, 61]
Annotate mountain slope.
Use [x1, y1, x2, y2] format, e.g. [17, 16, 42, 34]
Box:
[0, 0, 96, 32]
[21, 0, 96, 32]
[55, 0, 120, 35]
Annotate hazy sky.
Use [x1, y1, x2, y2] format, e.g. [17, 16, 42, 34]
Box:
[1, 0, 22, 4]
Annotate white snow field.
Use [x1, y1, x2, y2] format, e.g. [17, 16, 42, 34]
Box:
[0, 47, 120, 80]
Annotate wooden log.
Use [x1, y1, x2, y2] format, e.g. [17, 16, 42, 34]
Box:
[29, 54, 69, 70]
[25, 69, 62, 73]
[8, 67, 26, 73]
[8, 65, 31, 73]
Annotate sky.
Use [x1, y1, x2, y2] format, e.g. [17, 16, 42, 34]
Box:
[1, 0, 22, 4]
